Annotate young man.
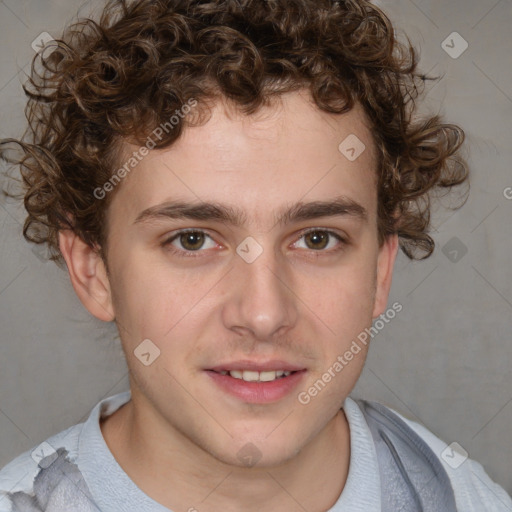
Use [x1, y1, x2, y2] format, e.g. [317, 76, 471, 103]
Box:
[0, 0, 511, 510]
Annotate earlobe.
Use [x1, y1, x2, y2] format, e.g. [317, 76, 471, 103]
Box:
[372, 234, 399, 319]
[58, 230, 115, 322]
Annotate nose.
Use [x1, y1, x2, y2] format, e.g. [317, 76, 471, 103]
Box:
[221, 246, 298, 342]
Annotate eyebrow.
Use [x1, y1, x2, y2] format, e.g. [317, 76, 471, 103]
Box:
[134, 195, 368, 227]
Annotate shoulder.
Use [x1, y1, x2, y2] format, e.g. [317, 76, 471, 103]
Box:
[0, 392, 131, 512]
[0, 423, 83, 512]
[399, 411, 512, 511]
[352, 398, 512, 512]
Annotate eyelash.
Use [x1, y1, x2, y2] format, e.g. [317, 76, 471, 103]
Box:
[161, 227, 348, 258]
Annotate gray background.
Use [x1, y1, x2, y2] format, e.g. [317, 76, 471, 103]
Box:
[0, 0, 511, 498]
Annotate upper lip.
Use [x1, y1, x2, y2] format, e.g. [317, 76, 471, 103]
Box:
[207, 360, 306, 372]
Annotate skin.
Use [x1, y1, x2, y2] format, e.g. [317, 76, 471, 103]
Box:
[59, 90, 398, 512]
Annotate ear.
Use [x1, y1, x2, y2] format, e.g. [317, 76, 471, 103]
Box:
[372, 233, 399, 319]
[58, 230, 115, 322]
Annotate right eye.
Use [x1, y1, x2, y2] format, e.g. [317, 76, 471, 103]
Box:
[161, 229, 219, 257]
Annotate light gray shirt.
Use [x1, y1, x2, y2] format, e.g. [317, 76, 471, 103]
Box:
[0, 391, 510, 511]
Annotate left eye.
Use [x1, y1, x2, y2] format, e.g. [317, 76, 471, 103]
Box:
[293, 229, 344, 251]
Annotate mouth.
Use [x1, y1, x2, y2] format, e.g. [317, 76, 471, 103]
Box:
[207, 369, 299, 382]
[205, 366, 307, 404]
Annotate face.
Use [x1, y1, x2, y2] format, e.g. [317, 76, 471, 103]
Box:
[81, 91, 397, 468]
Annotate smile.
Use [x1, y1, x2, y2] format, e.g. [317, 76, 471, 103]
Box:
[214, 369, 294, 382]
[205, 369, 307, 404]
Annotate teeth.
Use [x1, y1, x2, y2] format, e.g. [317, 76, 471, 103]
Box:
[259, 371, 278, 382]
[243, 371, 261, 382]
[225, 370, 292, 382]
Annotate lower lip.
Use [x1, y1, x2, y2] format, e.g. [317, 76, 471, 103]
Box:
[205, 370, 307, 404]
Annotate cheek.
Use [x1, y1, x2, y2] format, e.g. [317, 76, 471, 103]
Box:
[311, 254, 378, 332]
[303, 266, 376, 401]
[108, 252, 220, 344]
[108, 255, 173, 341]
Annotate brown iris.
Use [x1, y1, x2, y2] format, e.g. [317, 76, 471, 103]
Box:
[179, 231, 205, 251]
[304, 231, 329, 250]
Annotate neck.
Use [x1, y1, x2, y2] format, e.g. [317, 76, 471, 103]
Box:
[100, 395, 351, 512]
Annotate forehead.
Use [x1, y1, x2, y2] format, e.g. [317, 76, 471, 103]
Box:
[109, 91, 379, 227]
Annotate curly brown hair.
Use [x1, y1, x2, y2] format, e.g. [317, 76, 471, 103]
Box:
[0, 0, 468, 265]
